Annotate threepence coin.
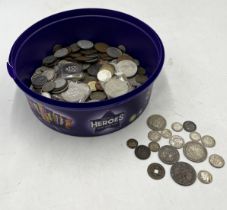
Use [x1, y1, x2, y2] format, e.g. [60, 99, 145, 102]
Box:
[127, 139, 138, 149]
[135, 145, 151, 160]
[169, 135, 185, 149]
[161, 129, 172, 139]
[147, 131, 161, 142]
[171, 122, 183, 132]
[198, 170, 213, 184]
[147, 163, 165, 180]
[148, 142, 160, 152]
[183, 121, 197, 132]
[201, 135, 216, 148]
[189, 131, 201, 141]
[147, 114, 167, 131]
[158, 145, 180, 165]
[209, 154, 225, 168]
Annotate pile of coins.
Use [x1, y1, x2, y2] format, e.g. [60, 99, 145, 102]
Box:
[30, 40, 148, 102]
[127, 114, 225, 186]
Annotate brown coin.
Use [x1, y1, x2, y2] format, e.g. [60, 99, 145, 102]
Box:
[135, 145, 151, 160]
[95, 42, 109, 52]
[117, 54, 133, 62]
[148, 142, 160, 152]
[147, 163, 165, 180]
[170, 162, 196, 186]
[183, 121, 197, 132]
[127, 138, 138, 149]
[158, 145, 180, 165]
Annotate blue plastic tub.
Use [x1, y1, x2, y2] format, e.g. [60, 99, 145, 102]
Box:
[7, 8, 165, 136]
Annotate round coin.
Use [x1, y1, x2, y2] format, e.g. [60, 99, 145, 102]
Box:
[54, 78, 67, 91]
[183, 121, 197, 132]
[170, 162, 196, 186]
[42, 81, 55, 92]
[97, 69, 112, 82]
[147, 130, 161, 142]
[148, 142, 160, 152]
[201, 135, 216, 148]
[106, 47, 122, 58]
[42, 69, 56, 81]
[135, 74, 148, 84]
[169, 135, 185, 149]
[77, 40, 94, 49]
[31, 75, 48, 88]
[171, 122, 183, 132]
[94, 42, 109, 52]
[198, 170, 213, 184]
[183, 141, 207, 163]
[135, 145, 151, 160]
[90, 91, 107, 101]
[147, 163, 165, 180]
[87, 63, 101, 76]
[209, 154, 225, 168]
[147, 114, 167, 131]
[127, 139, 138, 149]
[161, 129, 172, 139]
[54, 48, 69, 58]
[189, 131, 201, 141]
[116, 60, 137, 77]
[118, 44, 126, 52]
[158, 145, 180, 165]
[42, 55, 57, 65]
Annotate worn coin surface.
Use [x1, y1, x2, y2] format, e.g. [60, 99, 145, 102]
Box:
[147, 114, 167, 131]
[198, 170, 213, 184]
[183, 121, 197, 132]
[90, 91, 107, 101]
[201, 135, 216, 148]
[42, 81, 55, 92]
[171, 122, 183, 132]
[54, 48, 69, 58]
[135, 74, 148, 84]
[183, 141, 207, 163]
[87, 63, 101, 76]
[158, 145, 180, 165]
[42, 55, 57, 65]
[97, 69, 112, 82]
[189, 131, 201, 141]
[148, 131, 162, 142]
[31, 75, 48, 88]
[147, 163, 165, 180]
[94, 42, 109, 52]
[77, 40, 94, 49]
[135, 145, 151, 160]
[209, 154, 225, 168]
[106, 47, 122, 58]
[42, 69, 56, 81]
[161, 129, 172, 139]
[127, 138, 138, 149]
[169, 135, 185, 149]
[148, 142, 160, 152]
[170, 162, 196, 186]
[116, 60, 137, 77]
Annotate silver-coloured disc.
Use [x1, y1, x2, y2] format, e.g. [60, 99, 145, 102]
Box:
[77, 40, 94, 49]
[169, 135, 185, 149]
[201, 135, 216, 148]
[189, 131, 201, 141]
[116, 60, 137, 77]
[97, 70, 112, 82]
[54, 48, 69, 58]
[42, 69, 56, 81]
[147, 115, 167, 131]
[198, 170, 213, 184]
[41, 92, 51, 98]
[209, 154, 225, 168]
[171, 122, 183, 132]
[161, 129, 172, 139]
[147, 131, 161, 142]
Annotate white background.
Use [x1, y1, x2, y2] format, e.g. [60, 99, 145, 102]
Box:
[0, 0, 227, 210]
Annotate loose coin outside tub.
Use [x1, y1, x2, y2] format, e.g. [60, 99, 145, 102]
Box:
[158, 145, 180, 165]
[147, 163, 165, 180]
[183, 121, 197, 132]
[148, 130, 162, 142]
[169, 135, 185, 149]
[135, 145, 151, 160]
[127, 139, 138, 149]
[209, 154, 225, 168]
[189, 131, 201, 141]
[147, 114, 167, 131]
[201, 135, 216, 148]
[198, 170, 213, 184]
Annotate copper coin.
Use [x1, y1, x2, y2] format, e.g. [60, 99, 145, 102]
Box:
[95, 42, 109, 52]
[135, 145, 151, 160]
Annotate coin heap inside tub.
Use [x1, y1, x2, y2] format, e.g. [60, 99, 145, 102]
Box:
[30, 40, 148, 102]
[126, 114, 225, 186]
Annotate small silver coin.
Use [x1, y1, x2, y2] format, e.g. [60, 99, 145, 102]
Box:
[42, 69, 56, 81]
[42, 55, 57, 65]
[97, 70, 112, 82]
[198, 170, 213, 184]
[69, 43, 80, 52]
[54, 48, 69, 58]
[183, 121, 197, 132]
[77, 40, 94, 49]
[135, 145, 151, 160]
[118, 44, 126, 52]
[116, 60, 137, 77]
[54, 78, 67, 91]
[161, 129, 172, 139]
[201, 135, 216, 148]
[31, 75, 48, 88]
[147, 114, 167, 131]
[41, 92, 51, 98]
[169, 135, 185, 149]
[158, 145, 180, 165]
[147, 163, 165, 180]
[189, 131, 201, 141]
[147, 131, 161, 142]
[183, 141, 207, 163]
[171, 122, 183, 132]
[209, 154, 225, 168]
[104, 78, 129, 98]
[106, 47, 123, 58]
[42, 81, 55, 92]
[148, 142, 160, 152]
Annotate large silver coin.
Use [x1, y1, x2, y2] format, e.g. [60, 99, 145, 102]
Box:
[198, 170, 213, 184]
[201, 135, 216, 148]
[169, 135, 185, 149]
[183, 141, 207, 163]
[147, 114, 167, 131]
[54, 48, 69, 58]
[171, 122, 183, 132]
[158, 145, 180, 165]
[116, 60, 137, 77]
[189, 131, 201, 141]
[104, 78, 129, 98]
[147, 131, 161, 142]
[209, 154, 225, 168]
[77, 40, 94, 49]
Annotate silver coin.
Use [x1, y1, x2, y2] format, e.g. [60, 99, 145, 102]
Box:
[147, 131, 161, 142]
[116, 60, 137, 77]
[77, 40, 94, 49]
[198, 170, 213, 184]
[201, 135, 216, 148]
[54, 48, 69, 58]
[61, 82, 90, 102]
[31, 75, 48, 88]
[148, 142, 160, 152]
[54, 78, 67, 91]
[189, 131, 201, 141]
[42, 81, 55, 92]
[104, 78, 129, 98]
[41, 92, 51, 98]
[106, 47, 122, 58]
[183, 141, 207, 163]
[209, 154, 225, 168]
[42, 69, 55, 81]
[128, 77, 141, 88]
[42, 55, 57, 65]
[147, 114, 167, 131]
[169, 135, 185, 149]
[97, 70, 112, 82]
[161, 129, 172, 139]
[158, 145, 180, 165]
[171, 122, 183, 132]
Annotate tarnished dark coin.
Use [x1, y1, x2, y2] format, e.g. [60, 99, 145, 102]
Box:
[106, 47, 123, 58]
[53, 78, 68, 91]
[201, 135, 216, 148]
[31, 75, 48, 88]
[170, 162, 196, 186]
[183, 141, 207, 163]
[52, 44, 62, 53]
[158, 145, 180, 165]
[135, 74, 148, 84]
[135, 145, 151, 160]
[42, 81, 55, 92]
[87, 63, 101, 76]
[127, 138, 138, 149]
[54, 48, 69, 58]
[137, 67, 146, 75]
[148, 142, 160, 152]
[95, 42, 109, 52]
[147, 130, 161, 142]
[147, 163, 165, 180]
[90, 91, 107, 101]
[183, 121, 197, 132]
[77, 40, 94, 49]
[147, 114, 167, 131]
[69, 43, 80, 53]
[81, 49, 97, 55]
[42, 55, 57, 65]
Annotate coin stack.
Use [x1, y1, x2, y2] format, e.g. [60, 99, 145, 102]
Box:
[127, 114, 225, 186]
[30, 40, 148, 102]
